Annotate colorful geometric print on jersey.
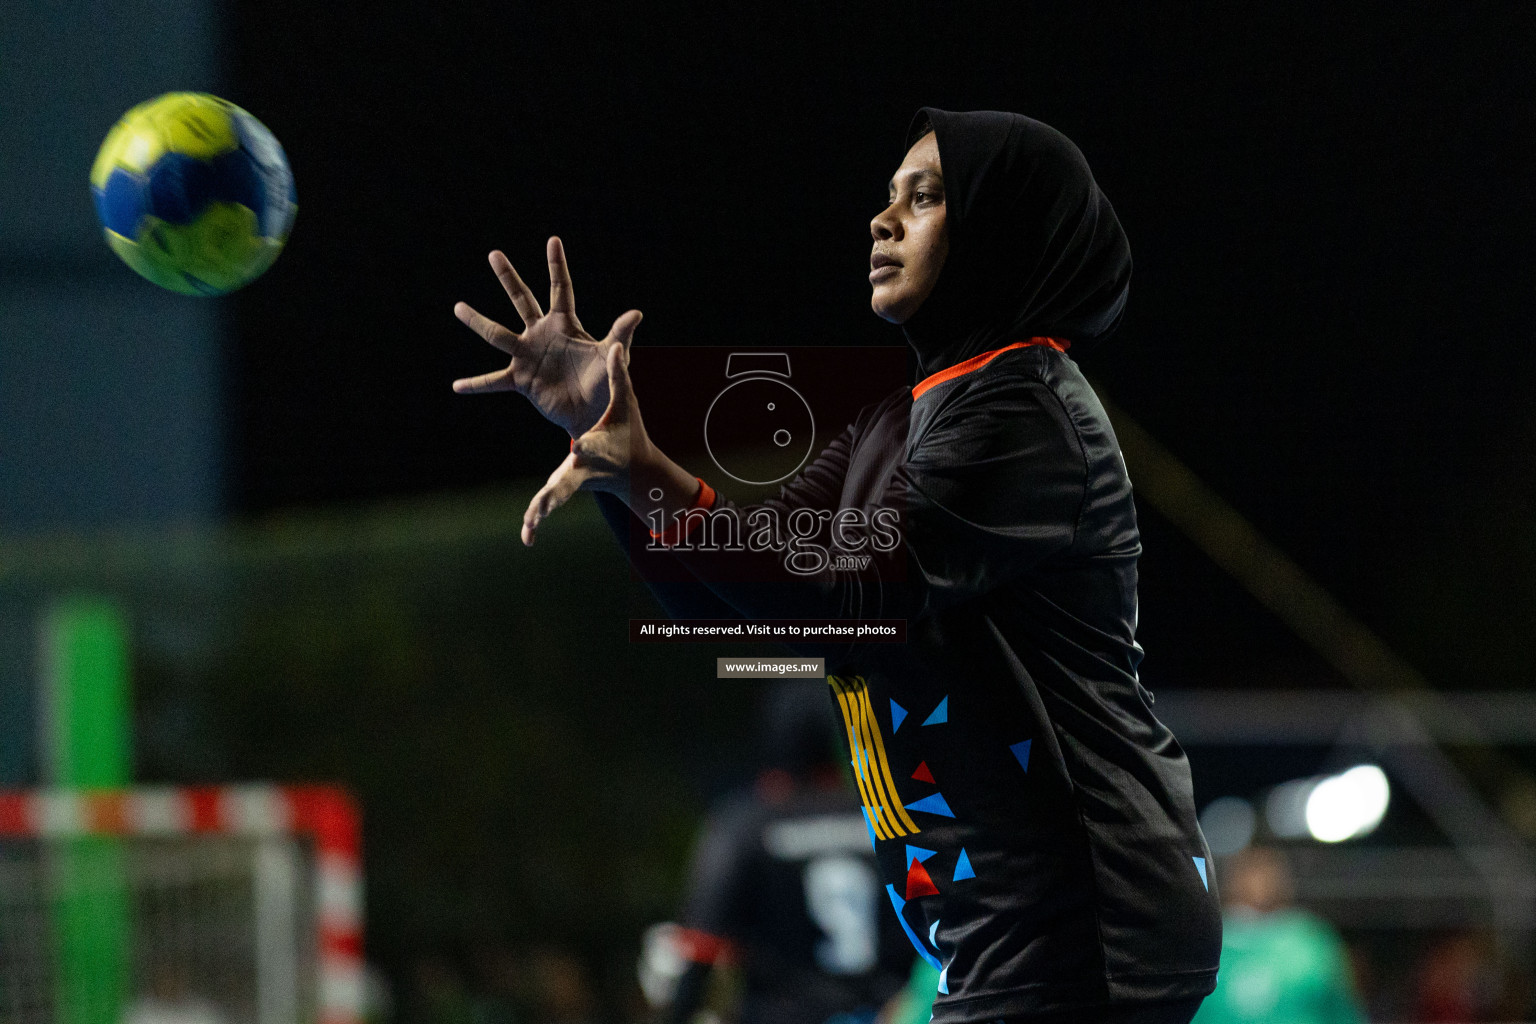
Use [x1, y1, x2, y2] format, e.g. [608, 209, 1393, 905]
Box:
[596, 349, 1222, 1020]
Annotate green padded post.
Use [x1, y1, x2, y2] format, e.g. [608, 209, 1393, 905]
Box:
[40, 600, 132, 1024]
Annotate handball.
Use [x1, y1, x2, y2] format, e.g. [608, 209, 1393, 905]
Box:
[90, 92, 296, 296]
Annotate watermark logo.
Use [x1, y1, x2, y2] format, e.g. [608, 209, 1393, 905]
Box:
[624, 345, 911, 583]
[644, 503, 903, 577]
[704, 352, 816, 485]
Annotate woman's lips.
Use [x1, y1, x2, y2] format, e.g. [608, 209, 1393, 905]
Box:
[869, 264, 901, 283]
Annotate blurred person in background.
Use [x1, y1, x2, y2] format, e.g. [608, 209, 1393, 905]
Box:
[876, 959, 940, 1024]
[1190, 846, 1364, 1024]
[655, 683, 911, 1024]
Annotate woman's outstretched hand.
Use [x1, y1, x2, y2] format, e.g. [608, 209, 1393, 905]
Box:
[452, 236, 643, 439]
[521, 341, 651, 546]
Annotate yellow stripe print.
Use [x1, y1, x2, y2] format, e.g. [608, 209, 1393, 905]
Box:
[829, 675, 921, 840]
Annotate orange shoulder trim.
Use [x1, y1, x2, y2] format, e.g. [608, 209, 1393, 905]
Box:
[911, 337, 1068, 401]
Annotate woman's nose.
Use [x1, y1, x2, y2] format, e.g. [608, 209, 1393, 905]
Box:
[870, 205, 898, 240]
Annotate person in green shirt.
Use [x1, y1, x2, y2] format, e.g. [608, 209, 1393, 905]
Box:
[1191, 846, 1366, 1024]
[878, 958, 941, 1024]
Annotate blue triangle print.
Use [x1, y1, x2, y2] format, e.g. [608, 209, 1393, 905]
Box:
[937, 963, 949, 995]
[885, 884, 942, 969]
[928, 919, 940, 945]
[922, 697, 949, 726]
[1010, 739, 1032, 772]
[860, 808, 879, 852]
[1193, 856, 1209, 891]
[904, 792, 955, 817]
[905, 845, 937, 866]
[953, 848, 975, 881]
[891, 699, 908, 732]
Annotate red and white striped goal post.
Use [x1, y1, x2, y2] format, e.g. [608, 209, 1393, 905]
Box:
[0, 783, 364, 1024]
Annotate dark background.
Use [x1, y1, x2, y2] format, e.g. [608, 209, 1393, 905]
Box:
[226, 2, 1536, 697]
[0, 3, 1531, 1018]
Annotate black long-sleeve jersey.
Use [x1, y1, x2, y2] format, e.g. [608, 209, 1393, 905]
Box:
[597, 340, 1222, 1021]
[672, 782, 913, 1024]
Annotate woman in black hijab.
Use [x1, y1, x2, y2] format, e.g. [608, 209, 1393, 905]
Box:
[453, 108, 1221, 1024]
[892, 107, 1132, 378]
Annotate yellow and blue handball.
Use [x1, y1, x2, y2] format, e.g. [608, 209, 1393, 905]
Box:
[91, 92, 296, 296]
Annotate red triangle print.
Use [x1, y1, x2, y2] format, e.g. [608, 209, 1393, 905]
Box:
[911, 761, 935, 784]
[905, 856, 941, 899]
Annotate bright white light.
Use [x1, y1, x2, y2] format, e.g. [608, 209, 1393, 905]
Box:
[1305, 764, 1390, 843]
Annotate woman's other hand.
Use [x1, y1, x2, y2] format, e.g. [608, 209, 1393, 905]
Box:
[452, 236, 642, 439]
[521, 341, 653, 546]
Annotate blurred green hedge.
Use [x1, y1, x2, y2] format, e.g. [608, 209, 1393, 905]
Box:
[0, 486, 791, 982]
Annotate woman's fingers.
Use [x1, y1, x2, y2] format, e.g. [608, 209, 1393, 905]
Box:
[452, 367, 515, 394]
[546, 236, 577, 315]
[489, 251, 543, 327]
[603, 334, 636, 415]
[521, 349, 637, 544]
[522, 454, 586, 546]
[607, 309, 644, 364]
[454, 301, 518, 356]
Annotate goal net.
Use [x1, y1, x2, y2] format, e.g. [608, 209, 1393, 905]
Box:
[0, 785, 363, 1024]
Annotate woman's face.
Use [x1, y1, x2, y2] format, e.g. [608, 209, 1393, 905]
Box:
[869, 131, 949, 324]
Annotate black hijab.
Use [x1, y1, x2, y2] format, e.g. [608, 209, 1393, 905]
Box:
[898, 108, 1132, 380]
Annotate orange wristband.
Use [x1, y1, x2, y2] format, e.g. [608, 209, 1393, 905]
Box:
[649, 477, 717, 547]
